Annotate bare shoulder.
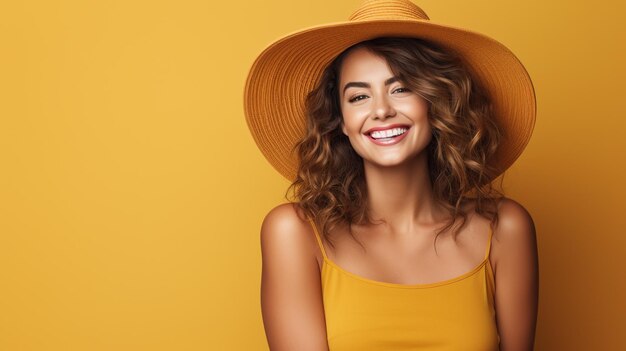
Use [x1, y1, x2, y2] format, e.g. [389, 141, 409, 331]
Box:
[259, 203, 329, 350]
[490, 197, 540, 349]
[260, 202, 321, 276]
[262, 202, 309, 233]
[260, 202, 316, 258]
[493, 197, 536, 243]
[489, 196, 538, 273]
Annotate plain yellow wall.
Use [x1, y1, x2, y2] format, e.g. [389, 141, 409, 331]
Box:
[1, 0, 624, 350]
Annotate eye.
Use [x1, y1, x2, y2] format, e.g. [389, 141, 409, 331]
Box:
[348, 94, 368, 103]
[392, 87, 410, 94]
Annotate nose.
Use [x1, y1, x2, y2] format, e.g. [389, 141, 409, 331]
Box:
[371, 94, 396, 121]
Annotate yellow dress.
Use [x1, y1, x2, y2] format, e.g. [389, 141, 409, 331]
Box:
[309, 218, 501, 351]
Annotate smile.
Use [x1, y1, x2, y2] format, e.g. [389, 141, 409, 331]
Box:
[370, 127, 407, 139]
[366, 127, 410, 146]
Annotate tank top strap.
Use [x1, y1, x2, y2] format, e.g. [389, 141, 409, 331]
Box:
[484, 225, 494, 261]
[308, 218, 328, 260]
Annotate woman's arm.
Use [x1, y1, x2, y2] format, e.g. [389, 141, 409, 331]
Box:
[260, 203, 330, 351]
[493, 198, 540, 351]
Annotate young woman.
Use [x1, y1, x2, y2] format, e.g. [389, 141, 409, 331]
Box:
[244, 1, 539, 350]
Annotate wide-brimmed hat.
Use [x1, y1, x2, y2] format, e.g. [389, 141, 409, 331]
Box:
[243, 0, 536, 183]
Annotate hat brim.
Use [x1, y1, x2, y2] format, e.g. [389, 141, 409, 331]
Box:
[244, 19, 537, 183]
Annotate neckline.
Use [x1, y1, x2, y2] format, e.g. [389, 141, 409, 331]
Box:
[321, 255, 489, 289]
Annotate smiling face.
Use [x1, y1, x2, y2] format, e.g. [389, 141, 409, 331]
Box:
[339, 46, 432, 168]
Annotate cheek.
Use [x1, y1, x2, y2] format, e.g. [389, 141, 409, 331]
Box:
[340, 115, 367, 154]
[340, 109, 362, 136]
[342, 122, 361, 141]
[420, 123, 435, 150]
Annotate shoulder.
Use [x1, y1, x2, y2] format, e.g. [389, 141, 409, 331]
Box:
[261, 202, 312, 243]
[262, 202, 309, 232]
[260, 202, 317, 264]
[491, 197, 538, 270]
[493, 197, 536, 242]
[259, 203, 329, 349]
[489, 197, 539, 348]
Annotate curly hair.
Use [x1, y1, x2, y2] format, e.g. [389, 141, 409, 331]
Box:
[286, 37, 505, 252]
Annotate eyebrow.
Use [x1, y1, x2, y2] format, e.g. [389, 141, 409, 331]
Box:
[342, 76, 399, 95]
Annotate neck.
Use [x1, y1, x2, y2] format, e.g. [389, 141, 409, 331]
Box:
[363, 151, 448, 235]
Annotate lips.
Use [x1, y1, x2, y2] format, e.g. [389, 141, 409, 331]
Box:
[364, 124, 411, 146]
[364, 123, 411, 136]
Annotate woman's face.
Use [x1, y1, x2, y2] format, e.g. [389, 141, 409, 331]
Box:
[338, 47, 432, 168]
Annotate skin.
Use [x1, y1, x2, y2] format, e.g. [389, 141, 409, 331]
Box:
[260, 47, 539, 351]
[339, 47, 440, 228]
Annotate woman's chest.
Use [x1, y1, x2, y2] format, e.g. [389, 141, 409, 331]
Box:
[320, 262, 500, 351]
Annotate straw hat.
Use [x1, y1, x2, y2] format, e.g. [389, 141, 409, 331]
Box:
[243, 0, 536, 183]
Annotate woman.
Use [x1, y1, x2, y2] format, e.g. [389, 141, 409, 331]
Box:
[244, 1, 539, 350]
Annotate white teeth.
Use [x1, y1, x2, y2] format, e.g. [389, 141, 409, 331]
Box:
[370, 127, 408, 139]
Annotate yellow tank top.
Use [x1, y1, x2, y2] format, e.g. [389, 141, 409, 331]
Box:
[309, 219, 501, 350]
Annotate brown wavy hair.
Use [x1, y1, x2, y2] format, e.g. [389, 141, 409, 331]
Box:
[286, 37, 505, 251]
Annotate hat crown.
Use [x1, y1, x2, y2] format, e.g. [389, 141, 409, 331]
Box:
[349, 0, 430, 22]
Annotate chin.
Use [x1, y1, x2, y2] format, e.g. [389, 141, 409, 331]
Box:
[361, 149, 426, 168]
[365, 157, 411, 168]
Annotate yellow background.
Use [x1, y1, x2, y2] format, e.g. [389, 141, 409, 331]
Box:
[1, 0, 624, 350]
